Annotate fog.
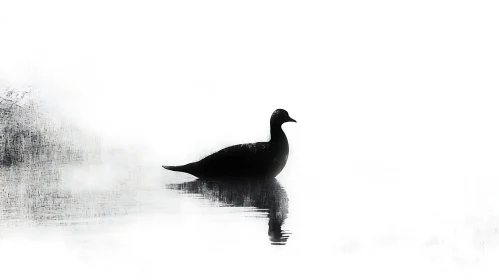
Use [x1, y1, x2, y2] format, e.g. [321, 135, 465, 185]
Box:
[1, 0, 499, 279]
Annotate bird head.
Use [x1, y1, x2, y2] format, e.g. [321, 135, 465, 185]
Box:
[270, 109, 297, 126]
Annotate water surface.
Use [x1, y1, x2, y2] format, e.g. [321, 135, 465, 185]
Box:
[0, 163, 291, 246]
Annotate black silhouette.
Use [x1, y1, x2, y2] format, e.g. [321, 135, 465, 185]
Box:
[167, 178, 290, 245]
[163, 109, 296, 179]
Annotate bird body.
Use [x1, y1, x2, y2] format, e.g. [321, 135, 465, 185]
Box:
[163, 109, 296, 179]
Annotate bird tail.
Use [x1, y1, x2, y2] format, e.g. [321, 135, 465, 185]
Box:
[163, 163, 197, 177]
[162, 165, 185, 172]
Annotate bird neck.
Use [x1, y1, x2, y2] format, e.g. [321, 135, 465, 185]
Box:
[270, 123, 287, 144]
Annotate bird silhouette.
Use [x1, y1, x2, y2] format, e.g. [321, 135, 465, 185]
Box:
[163, 109, 296, 179]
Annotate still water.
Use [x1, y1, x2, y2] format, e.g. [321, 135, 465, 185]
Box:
[2, 160, 499, 279]
[0, 162, 291, 246]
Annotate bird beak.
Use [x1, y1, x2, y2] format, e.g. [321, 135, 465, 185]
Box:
[288, 117, 297, 123]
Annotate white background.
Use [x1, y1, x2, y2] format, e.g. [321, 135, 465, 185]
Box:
[1, 0, 499, 279]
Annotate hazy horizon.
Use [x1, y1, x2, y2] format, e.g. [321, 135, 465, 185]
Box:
[2, 0, 499, 279]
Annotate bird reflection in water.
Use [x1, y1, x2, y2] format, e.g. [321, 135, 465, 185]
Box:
[167, 178, 290, 245]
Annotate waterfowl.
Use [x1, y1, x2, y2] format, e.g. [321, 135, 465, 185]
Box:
[162, 109, 296, 179]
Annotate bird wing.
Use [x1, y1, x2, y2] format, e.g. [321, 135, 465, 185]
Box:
[202, 141, 269, 161]
[193, 142, 271, 172]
